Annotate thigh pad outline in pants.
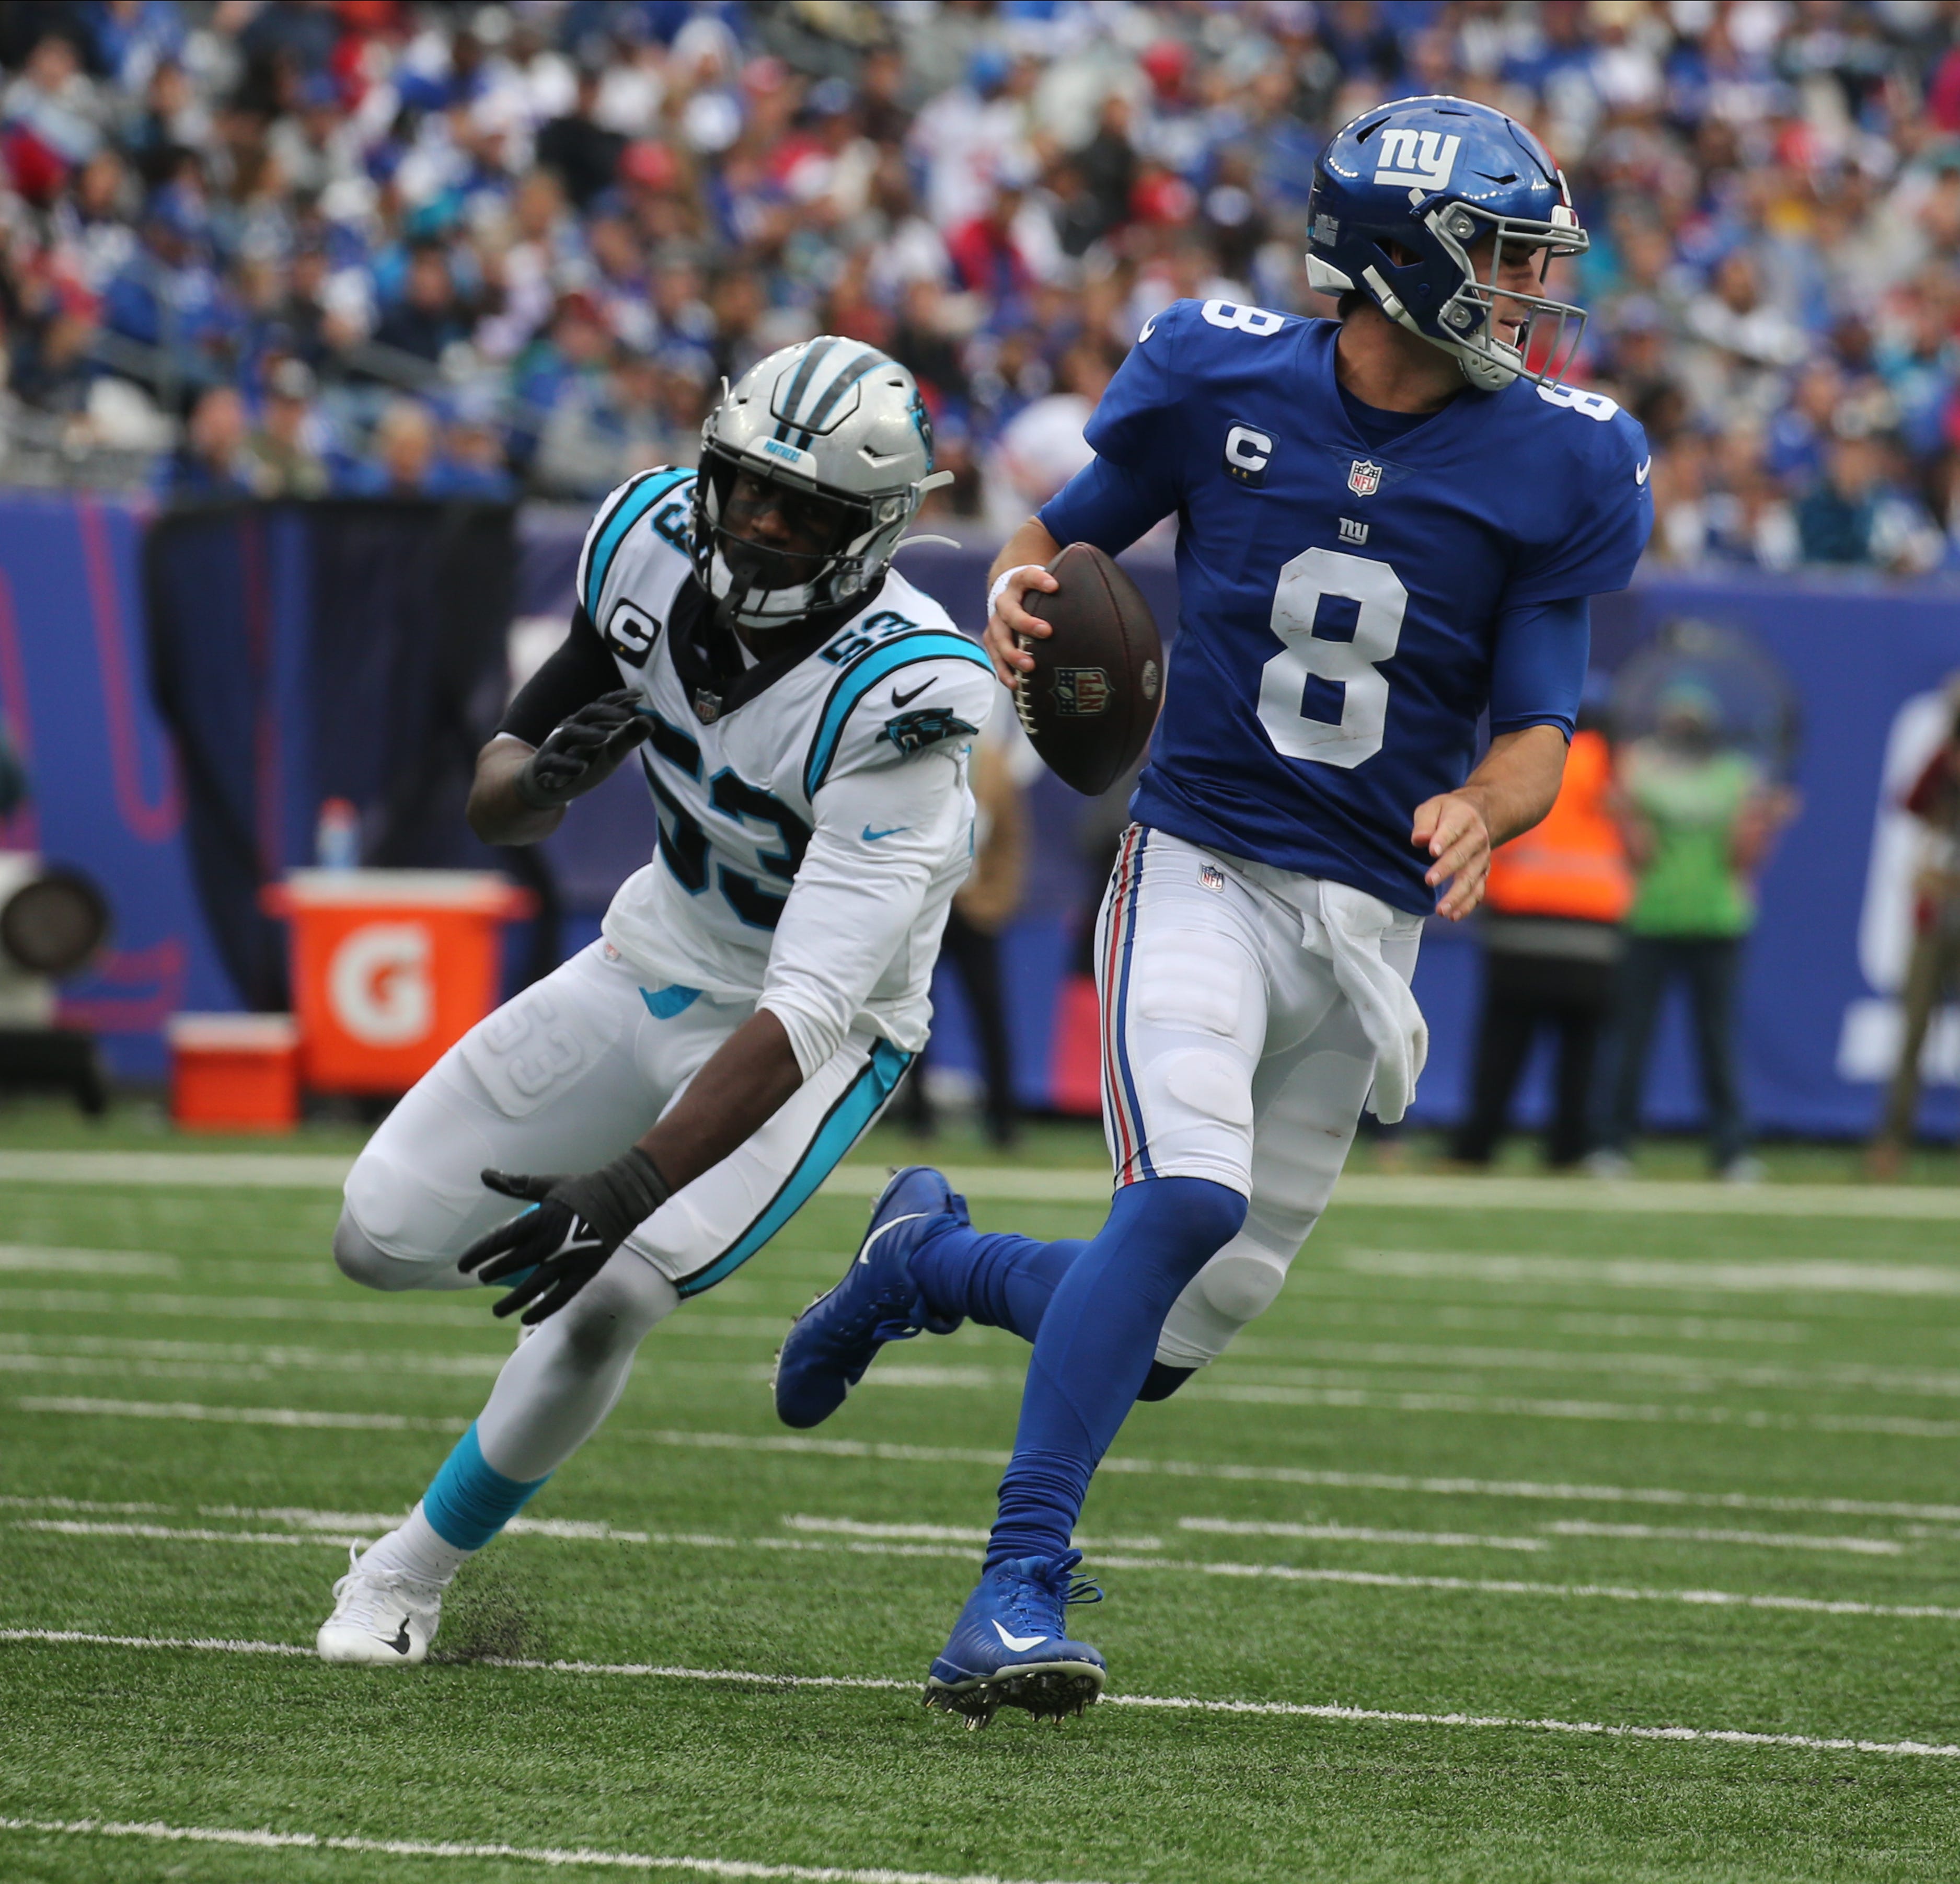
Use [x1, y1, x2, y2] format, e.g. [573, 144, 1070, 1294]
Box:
[1155, 924, 1399, 1371]
[1098, 828, 1270, 1196]
[341, 944, 725, 1272]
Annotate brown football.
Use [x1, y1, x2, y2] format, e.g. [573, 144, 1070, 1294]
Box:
[1013, 542, 1163, 797]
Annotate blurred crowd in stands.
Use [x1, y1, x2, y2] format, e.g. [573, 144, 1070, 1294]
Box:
[0, 0, 1957, 571]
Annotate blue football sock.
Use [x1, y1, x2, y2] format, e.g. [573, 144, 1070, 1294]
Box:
[909, 1225, 1087, 1341]
[420, 1422, 551, 1552]
[985, 1176, 1244, 1569]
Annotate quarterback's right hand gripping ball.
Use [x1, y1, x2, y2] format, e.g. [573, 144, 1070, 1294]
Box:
[1013, 543, 1163, 797]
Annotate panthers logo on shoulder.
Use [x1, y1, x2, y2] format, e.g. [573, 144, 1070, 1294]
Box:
[882, 706, 978, 756]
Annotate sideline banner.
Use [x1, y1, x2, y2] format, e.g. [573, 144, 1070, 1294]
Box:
[146, 498, 521, 1015]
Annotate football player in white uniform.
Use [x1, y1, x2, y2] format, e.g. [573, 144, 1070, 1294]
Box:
[315, 339, 994, 1663]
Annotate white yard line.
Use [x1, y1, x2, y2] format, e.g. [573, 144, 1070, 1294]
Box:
[1178, 1518, 1546, 1552]
[1190, 1382, 1960, 1439]
[0, 1152, 358, 1188]
[0, 1288, 492, 1326]
[8, 1147, 1960, 1220]
[778, 1516, 1162, 1551]
[15, 1517, 1957, 1623]
[0, 1814, 1105, 1883]
[16, 1395, 465, 1432]
[1, 1636, 1955, 1763]
[1346, 1251, 1960, 1296]
[1543, 1522, 1904, 1556]
[1227, 1341, 1960, 1398]
[0, 1338, 506, 1380]
[1328, 1175, 1960, 1221]
[2, 1494, 1909, 1560]
[19, 1519, 366, 1548]
[0, 1495, 170, 1514]
[0, 1246, 177, 1276]
[24, 1399, 1960, 1521]
[18, 1346, 1960, 1430]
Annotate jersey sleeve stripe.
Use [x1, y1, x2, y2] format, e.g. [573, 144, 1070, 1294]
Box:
[575, 467, 660, 607]
[802, 633, 994, 799]
[584, 468, 693, 621]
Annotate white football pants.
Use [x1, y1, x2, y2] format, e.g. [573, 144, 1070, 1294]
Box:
[339, 939, 907, 1480]
[344, 939, 908, 1293]
[1090, 826, 1424, 1373]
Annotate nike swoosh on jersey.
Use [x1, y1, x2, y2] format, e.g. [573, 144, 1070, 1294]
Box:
[861, 824, 910, 842]
[891, 679, 933, 708]
[991, 1620, 1047, 1652]
[1635, 457, 1652, 485]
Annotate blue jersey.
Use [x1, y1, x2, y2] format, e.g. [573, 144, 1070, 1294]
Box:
[1040, 301, 1653, 914]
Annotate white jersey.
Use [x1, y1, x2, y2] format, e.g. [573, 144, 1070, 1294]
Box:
[574, 468, 996, 1076]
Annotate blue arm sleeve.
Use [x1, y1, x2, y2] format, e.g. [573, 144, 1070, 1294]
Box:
[1488, 594, 1589, 740]
[1038, 452, 1177, 558]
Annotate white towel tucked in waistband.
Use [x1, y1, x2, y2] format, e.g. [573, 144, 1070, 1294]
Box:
[1312, 879, 1427, 1123]
[1214, 849, 1431, 1127]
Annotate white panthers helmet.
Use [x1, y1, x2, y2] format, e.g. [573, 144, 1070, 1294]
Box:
[691, 337, 950, 631]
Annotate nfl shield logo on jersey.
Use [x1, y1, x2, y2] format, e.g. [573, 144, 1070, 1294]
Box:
[1347, 458, 1382, 498]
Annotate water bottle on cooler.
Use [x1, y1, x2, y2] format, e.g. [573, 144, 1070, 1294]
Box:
[315, 798, 361, 871]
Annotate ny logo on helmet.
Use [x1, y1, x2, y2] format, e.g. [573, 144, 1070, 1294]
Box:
[1347, 458, 1382, 498]
[1374, 129, 1460, 191]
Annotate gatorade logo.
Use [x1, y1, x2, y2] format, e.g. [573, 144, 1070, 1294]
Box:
[328, 922, 434, 1048]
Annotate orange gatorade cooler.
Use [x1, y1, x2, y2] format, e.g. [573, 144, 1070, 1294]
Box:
[263, 870, 535, 1095]
[167, 1012, 301, 1132]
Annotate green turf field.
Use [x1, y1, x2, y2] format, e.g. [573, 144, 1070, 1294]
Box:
[4, 1118, 1960, 1882]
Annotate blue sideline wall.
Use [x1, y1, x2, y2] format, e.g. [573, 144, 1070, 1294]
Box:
[0, 491, 234, 1080]
[5, 486, 1956, 1139]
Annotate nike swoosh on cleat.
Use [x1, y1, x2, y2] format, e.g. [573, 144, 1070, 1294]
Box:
[1635, 456, 1652, 485]
[857, 1212, 928, 1263]
[387, 1617, 412, 1655]
[861, 824, 910, 843]
[891, 680, 933, 708]
[991, 1621, 1046, 1652]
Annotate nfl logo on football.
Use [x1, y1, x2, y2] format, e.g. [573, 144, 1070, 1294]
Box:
[1053, 667, 1110, 717]
[1347, 458, 1382, 498]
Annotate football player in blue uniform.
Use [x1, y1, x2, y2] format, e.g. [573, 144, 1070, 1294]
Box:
[774, 96, 1653, 1725]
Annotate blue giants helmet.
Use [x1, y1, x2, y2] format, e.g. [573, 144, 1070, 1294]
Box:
[1306, 95, 1588, 391]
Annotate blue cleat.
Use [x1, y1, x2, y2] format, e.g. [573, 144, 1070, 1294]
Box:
[771, 1166, 966, 1429]
[923, 1550, 1106, 1729]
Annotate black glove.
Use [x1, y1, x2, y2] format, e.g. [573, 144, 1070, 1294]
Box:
[458, 1147, 672, 1323]
[515, 690, 651, 810]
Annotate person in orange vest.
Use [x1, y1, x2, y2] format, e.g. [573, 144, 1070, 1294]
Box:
[1449, 694, 1631, 1168]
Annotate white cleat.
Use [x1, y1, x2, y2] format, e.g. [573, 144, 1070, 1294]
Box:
[316, 1543, 443, 1665]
